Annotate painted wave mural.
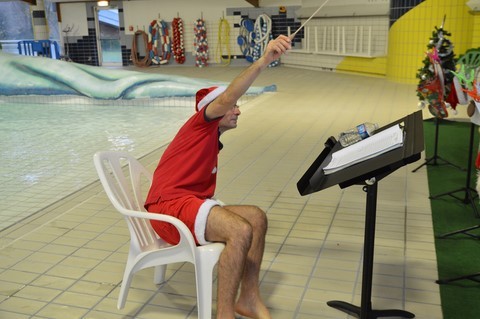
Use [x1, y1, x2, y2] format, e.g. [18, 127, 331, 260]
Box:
[0, 52, 276, 100]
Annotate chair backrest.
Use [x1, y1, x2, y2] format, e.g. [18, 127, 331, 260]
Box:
[456, 49, 480, 86]
[457, 49, 480, 74]
[93, 151, 164, 252]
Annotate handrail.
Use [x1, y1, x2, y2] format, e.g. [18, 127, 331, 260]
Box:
[289, 25, 382, 58]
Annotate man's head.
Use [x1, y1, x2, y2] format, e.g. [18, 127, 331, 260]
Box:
[218, 104, 241, 133]
[195, 86, 241, 133]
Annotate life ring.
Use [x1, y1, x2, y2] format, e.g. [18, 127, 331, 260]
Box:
[194, 18, 208, 67]
[252, 14, 278, 67]
[147, 19, 171, 65]
[148, 20, 160, 64]
[156, 20, 171, 64]
[237, 18, 255, 63]
[172, 17, 185, 64]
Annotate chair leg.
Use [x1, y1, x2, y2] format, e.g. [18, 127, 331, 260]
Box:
[195, 258, 218, 319]
[117, 270, 134, 309]
[196, 268, 214, 319]
[153, 264, 167, 284]
[118, 263, 165, 309]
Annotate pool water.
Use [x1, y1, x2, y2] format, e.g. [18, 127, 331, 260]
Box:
[0, 102, 193, 231]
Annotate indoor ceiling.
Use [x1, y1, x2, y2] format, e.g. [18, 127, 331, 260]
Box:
[7, 0, 259, 7]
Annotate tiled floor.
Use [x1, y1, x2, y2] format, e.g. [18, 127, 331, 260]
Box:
[0, 66, 444, 318]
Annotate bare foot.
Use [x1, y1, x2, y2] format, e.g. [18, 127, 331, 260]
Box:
[235, 298, 272, 319]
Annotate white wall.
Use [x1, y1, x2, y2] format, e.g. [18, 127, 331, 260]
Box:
[302, 0, 389, 6]
[59, 3, 89, 37]
[260, 0, 302, 6]
[55, 0, 390, 70]
[298, 0, 389, 18]
[123, 0, 250, 34]
[121, 0, 303, 65]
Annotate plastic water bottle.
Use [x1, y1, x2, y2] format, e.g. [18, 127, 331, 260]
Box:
[338, 122, 379, 147]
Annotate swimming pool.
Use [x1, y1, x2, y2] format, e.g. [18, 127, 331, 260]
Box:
[0, 92, 261, 232]
[0, 101, 193, 231]
[0, 52, 272, 232]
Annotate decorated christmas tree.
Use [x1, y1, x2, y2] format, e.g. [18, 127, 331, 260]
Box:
[416, 16, 457, 118]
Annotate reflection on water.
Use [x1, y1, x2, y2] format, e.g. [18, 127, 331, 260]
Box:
[106, 131, 135, 151]
[0, 102, 192, 231]
[22, 173, 40, 185]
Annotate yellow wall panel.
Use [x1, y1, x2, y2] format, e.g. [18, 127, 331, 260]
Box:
[337, 56, 387, 76]
[387, 0, 473, 83]
[472, 13, 480, 48]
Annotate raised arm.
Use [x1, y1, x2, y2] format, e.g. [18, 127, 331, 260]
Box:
[205, 35, 291, 120]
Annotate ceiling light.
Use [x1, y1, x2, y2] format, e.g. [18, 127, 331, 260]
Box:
[97, 1, 109, 7]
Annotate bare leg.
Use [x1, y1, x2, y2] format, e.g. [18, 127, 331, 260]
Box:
[205, 205, 271, 319]
[206, 205, 253, 319]
[228, 205, 271, 319]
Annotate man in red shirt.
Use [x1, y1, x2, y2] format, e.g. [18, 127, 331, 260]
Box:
[145, 35, 291, 319]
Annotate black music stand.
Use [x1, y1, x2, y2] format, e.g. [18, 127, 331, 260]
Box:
[412, 117, 463, 172]
[430, 122, 479, 219]
[297, 111, 424, 319]
[434, 122, 480, 284]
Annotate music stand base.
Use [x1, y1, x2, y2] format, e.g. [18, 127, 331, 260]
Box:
[327, 300, 415, 319]
[411, 155, 464, 173]
[436, 273, 480, 284]
[429, 186, 479, 218]
[438, 224, 480, 239]
[437, 223, 480, 284]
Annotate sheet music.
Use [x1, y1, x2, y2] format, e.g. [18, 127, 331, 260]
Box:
[323, 124, 404, 175]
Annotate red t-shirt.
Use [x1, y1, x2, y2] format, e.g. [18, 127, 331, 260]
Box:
[145, 110, 222, 207]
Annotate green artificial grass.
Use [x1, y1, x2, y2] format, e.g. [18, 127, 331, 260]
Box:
[424, 118, 480, 319]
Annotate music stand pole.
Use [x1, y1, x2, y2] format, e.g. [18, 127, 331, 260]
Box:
[327, 179, 415, 318]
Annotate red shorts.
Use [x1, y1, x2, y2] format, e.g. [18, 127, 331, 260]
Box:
[146, 195, 220, 246]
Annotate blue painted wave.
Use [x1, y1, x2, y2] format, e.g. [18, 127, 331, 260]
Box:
[0, 52, 276, 99]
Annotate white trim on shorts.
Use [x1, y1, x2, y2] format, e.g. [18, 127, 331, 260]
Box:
[194, 198, 222, 245]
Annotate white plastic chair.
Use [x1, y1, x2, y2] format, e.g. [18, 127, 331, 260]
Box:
[93, 151, 225, 318]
